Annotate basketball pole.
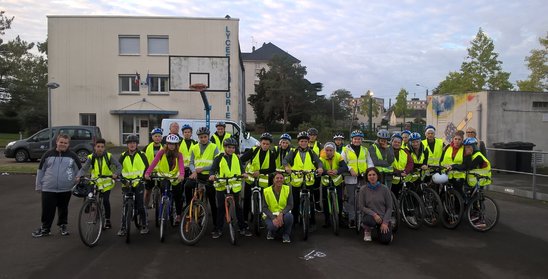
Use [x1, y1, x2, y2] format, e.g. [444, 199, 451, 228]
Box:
[199, 89, 211, 130]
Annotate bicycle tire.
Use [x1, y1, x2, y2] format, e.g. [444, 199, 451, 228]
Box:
[354, 188, 361, 234]
[466, 194, 499, 232]
[330, 191, 339, 236]
[441, 188, 464, 229]
[180, 201, 209, 245]
[78, 199, 103, 247]
[400, 190, 424, 229]
[160, 199, 169, 242]
[422, 187, 443, 227]
[301, 196, 310, 241]
[252, 191, 261, 236]
[390, 191, 401, 233]
[227, 198, 238, 245]
[125, 199, 133, 244]
[152, 187, 161, 228]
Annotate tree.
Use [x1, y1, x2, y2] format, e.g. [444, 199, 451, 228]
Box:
[517, 33, 548, 92]
[0, 11, 14, 42]
[358, 91, 380, 119]
[394, 88, 409, 123]
[435, 28, 513, 94]
[329, 89, 353, 122]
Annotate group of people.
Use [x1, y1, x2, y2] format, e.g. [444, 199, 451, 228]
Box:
[32, 121, 491, 246]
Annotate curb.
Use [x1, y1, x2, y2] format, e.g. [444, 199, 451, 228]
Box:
[488, 184, 548, 202]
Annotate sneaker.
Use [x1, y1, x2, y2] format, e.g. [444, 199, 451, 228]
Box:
[117, 229, 126, 236]
[315, 202, 323, 213]
[283, 234, 291, 243]
[266, 231, 274, 240]
[212, 230, 222, 239]
[59, 224, 70, 236]
[363, 230, 372, 242]
[349, 220, 356, 229]
[240, 228, 253, 237]
[140, 227, 149, 234]
[103, 219, 112, 229]
[408, 216, 417, 225]
[474, 219, 487, 228]
[32, 227, 51, 238]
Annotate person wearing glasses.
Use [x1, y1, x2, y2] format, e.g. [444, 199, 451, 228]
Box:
[465, 127, 486, 156]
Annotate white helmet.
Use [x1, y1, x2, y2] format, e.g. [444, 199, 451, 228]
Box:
[432, 173, 448, 184]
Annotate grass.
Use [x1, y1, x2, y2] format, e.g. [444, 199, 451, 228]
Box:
[0, 133, 20, 148]
[0, 162, 39, 174]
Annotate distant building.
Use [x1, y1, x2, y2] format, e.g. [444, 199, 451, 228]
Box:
[407, 98, 427, 110]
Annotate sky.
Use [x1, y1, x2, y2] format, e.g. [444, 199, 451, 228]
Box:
[1, 0, 547, 102]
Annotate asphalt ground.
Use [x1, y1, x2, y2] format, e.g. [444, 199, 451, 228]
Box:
[1, 174, 548, 279]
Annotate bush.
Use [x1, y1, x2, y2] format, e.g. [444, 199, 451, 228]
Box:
[0, 116, 20, 133]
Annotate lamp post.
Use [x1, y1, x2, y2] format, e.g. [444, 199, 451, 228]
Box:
[367, 90, 374, 134]
[415, 83, 429, 99]
[46, 82, 60, 149]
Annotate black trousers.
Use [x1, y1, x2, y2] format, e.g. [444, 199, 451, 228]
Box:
[161, 180, 184, 216]
[41, 191, 72, 229]
[292, 186, 316, 226]
[322, 186, 343, 225]
[184, 174, 217, 227]
[215, 190, 245, 231]
[102, 190, 111, 219]
[362, 214, 392, 245]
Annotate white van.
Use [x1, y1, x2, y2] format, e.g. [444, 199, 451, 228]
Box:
[160, 119, 259, 153]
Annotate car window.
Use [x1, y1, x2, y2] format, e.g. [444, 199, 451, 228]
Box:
[75, 129, 92, 140]
[32, 130, 50, 141]
[59, 129, 76, 140]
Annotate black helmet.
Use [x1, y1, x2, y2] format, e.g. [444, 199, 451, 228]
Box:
[125, 134, 139, 144]
[333, 132, 344, 140]
[260, 132, 273, 142]
[297, 131, 310, 140]
[215, 121, 226, 128]
[223, 137, 238, 146]
[72, 180, 91, 198]
[196, 127, 210, 136]
[307, 128, 318, 135]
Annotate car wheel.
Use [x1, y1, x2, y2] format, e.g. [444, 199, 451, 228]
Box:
[15, 149, 29, 163]
[76, 149, 90, 163]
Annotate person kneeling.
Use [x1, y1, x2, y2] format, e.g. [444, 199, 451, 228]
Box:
[262, 172, 294, 243]
[358, 167, 393, 245]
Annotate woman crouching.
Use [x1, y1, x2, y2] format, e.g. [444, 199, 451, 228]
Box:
[358, 167, 393, 244]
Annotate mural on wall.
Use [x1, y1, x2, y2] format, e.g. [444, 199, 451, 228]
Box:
[428, 93, 478, 143]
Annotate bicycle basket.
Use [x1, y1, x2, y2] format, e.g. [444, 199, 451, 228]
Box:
[72, 180, 91, 198]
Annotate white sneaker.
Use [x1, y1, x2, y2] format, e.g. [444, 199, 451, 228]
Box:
[266, 231, 274, 240]
[140, 227, 149, 234]
[363, 230, 372, 242]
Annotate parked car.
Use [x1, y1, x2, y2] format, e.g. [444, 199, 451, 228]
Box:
[4, 126, 102, 163]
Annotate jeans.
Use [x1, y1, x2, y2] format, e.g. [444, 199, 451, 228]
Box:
[265, 213, 293, 236]
[41, 191, 72, 229]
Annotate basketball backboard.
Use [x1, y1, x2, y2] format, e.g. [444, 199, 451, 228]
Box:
[169, 56, 230, 91]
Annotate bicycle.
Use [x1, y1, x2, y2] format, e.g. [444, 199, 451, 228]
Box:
[463, 172, 499, 232]
[393, 173, 425, 230]
[148, 175, 162, 228]
[76, 176, 108, 247]
[180, 178, 210, 245]
[428, 166, 464, 229]
[250, 177, 264, 236]
[416, 169, 443, 227]
[215, 175, 245, 245]
[120, 177, 145, 244]
[150, 175, 179, 242]
[290, 170, 316, 241]
[322, 174, 340, 236]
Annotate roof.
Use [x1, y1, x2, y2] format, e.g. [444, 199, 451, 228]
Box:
[242, 42, 300, 63]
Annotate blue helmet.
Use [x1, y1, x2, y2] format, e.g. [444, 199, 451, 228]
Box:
[424, 125, 436, 132]
[181, 124, 192, 132]
[463, 137, 478, 146]
[401, 130, 411, 135]
[150, 128, 163, 135]
[280, 133, 292, 141]
[391, 133, 403, 141]
[376, 129, 390, 139]
[409, 132, 422, 141]
[350, 130, 364, 138]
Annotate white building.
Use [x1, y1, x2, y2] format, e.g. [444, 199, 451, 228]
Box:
[48, 15, 244, 145]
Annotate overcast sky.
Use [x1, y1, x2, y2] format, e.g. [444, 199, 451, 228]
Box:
[1, 0, 546, 102]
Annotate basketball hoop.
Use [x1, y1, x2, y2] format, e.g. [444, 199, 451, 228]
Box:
[189, 83, 208, 92]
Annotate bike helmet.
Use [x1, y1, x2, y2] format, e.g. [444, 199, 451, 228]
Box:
[297, 131, 310, 140]
[125, 134, 139, 144]
[307, 128, 318, 135]
[215, 121, 226, 128]
[181, 124, 192, 132]
[409, 132, 422, 141]
[280, 133, 292, 141]
[196, 126, 210, 136]
[376, 129, 390, 139]
[401, 130, 411, 135]
[72, 180, 91, 198]
[150, 128, 163, 135]
[391, 133, 403, 141]
[463, 137, 478, 146]
[260, 132, 273, 142]
[424, 125, 436, 133]
[324, 142, 336, 150]
[333, 133, 344, 140]
[350, 130, 364, 138]
[165, 134, 180, 144]
[223, 137, 238, 146]
[432, 173, 449, 184]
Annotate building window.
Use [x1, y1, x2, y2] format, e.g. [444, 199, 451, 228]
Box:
[148, 36, 169, 55]
[532, 101, 548, 108]
[119, 75, 140, 94]
[80, 113, 96, 126]
[148, 76, 169, 94]
[119, 36, 140, 55]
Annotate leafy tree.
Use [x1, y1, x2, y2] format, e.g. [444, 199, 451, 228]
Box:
[0, 11, 14, 41]
[433, 71, 473, 95]
[517, 33, 547, 92]
[394, 88, 409, 123]
[358, 90, 380, 118]
[329, 89, 353, 121]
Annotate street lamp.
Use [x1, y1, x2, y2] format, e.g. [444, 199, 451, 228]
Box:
[367, 90, 374, 134]
[46, 82, 60, 149]
[416, 83, 429, 98]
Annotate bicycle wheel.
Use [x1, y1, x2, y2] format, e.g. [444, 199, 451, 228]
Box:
[354, 189, 361, 234]
[125, 199, 133, 244]
[390, 191, 401, 233]
[422, 187, 443, 227]
[301, 196, 310, 241]
[152, 187, 161, 227]
[180, 201, 209, 245]
[78, 199, 103, 247]
[400, 190, 424, 229]
[160, 199, 169, 242]
[330, 191, 339, 236]
[466, 194, 499, 232]
[441, 188, 464, 229]
[252, 192, 261, 236]
[227, 198, 238, 245]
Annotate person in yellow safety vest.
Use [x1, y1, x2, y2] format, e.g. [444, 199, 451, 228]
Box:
[144, 134, 185, 227]
[320, 142, 349, 228]
[210, 121, 232, 153]
[262, 172, 294, 243]
[368, 129, 394, 188]
[342, 129, 374, 229]
[441, 130, 466, 196]
[390, 134, 414, 199]
[406, 132, 429, 183]
[333, 132, 345, 154]
[209, 137, 250, 239]
[401, 130, 411, 150]
[422, 125, 445, 167]
[143, 128, 163, 210]
[274, 133, 293, 184]
[119, 135, 150, 235]
[240, 132, 276, 229]
[179, 124, 197, 203]
[76, 138, 121, 230]
[185, 126, 219, 232]
[283, 131, 324, 230]
[307, 127, 324, 213]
